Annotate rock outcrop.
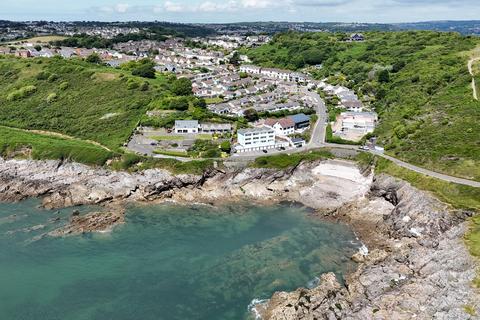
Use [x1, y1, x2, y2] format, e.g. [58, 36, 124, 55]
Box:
[259, 174, 480, 320]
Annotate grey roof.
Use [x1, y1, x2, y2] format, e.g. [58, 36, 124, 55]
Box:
[237, 126, 274, 135]
[175, 120, 199, 128]
[289, 113, 311, 124]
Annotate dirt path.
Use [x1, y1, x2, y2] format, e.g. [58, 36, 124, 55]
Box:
[468, 57, 479, 101]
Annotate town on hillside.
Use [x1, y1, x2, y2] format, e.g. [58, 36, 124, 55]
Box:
[0, 32, 379, 159]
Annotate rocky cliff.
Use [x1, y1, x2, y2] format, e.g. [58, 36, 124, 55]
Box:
[260, 175, 479, 320]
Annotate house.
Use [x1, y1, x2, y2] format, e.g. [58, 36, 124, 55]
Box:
[350, 33, 365, 42]
[174, 120, 199, 134]
[239, 65, 262, 75]
[288, 113, 311, 130]
[339, 112, 377, 132]
[199, 123, 232, 134]
[332, 111, 378, 141]
[208, 103, 231, 115]
[291, 137, 306, 148]
[264, 117, 295, 136]
[342, 100, 363, 112]
[236, 126, 275, 152]
[15, 50, 32, 58]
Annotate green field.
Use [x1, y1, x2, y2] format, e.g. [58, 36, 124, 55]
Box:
[246, 31, 480, 181]
[0, 56, 172, 150]
[0, 126, 113, 166]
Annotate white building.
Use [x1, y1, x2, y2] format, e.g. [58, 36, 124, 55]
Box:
[239, 65, 262, 75]
[264, 118, 295, 136]
[174, 120, 199, 134]
[236, 126, 275, 152]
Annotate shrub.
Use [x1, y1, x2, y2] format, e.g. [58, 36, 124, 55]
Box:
[46, 93, 57, 103]
[59, 81, 69, 90]
[7, 85, 37, 101]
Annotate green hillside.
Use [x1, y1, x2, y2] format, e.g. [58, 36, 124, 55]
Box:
[246, 31, 480, 180]
[0, 126, 113, 165]
[0, 56, 171, 150]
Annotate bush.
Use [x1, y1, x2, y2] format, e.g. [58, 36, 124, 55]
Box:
[59, 81, 69, 90]
[46, 93, 57, 103]
[7, 85, 37, 101]
[86, 53, 102, 64]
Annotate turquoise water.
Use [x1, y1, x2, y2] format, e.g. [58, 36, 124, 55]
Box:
[0, 200, 360, 320]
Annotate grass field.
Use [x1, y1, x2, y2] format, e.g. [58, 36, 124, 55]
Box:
[0, 126, 114, 166]
[6, 35, 67, 44]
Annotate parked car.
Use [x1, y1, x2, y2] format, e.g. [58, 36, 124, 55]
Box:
[359, 145, 369, 150]
[262, 150, 268, 153]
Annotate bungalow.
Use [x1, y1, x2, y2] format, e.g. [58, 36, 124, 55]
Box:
[291, 137, 306, 148]
[264, 117, 295, 136]
[342, 100, 363, 112]
[239, 65, 262, 75]
[199, 123, 232, 134]
[288, 113, 311, 130]
[350, 33, 365, 42]
[174, 120, 199, 134]
[208, 103, 231, 115]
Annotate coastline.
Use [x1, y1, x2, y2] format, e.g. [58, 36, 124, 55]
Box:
[0, 156, 478, 318]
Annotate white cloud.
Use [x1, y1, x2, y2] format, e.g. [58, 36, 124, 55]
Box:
[164, 1, 187, 12]
[115, 3, 130, 13]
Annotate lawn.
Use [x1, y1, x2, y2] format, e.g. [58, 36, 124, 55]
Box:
[204, 97, 224, 104]
[153, 149, 190, 157]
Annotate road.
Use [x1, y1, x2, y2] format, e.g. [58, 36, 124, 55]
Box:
[468, 57, 479, 101]
[301, 87, 327, 147]
[322, 143, 480, 188]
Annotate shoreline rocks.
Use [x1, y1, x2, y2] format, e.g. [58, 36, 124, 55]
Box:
[0, 157, 478, 318]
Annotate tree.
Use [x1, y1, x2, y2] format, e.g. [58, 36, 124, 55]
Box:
[86, 53, 102, 64]
[168, 97, 189, 111]
[243, 108, 259, 122]
[131, 59, 156, 79]
[229, 51, 240, 66]
[172, 78, 193, 96]
[193, 97, 207, 109]
[34, 45, 42, 52]
[220, 140, 231, 153]
[378, 69, 390, 83]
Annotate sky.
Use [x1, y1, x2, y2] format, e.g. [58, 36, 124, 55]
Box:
[1, 0, 480, 23]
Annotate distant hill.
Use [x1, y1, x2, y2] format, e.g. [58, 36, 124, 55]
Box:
[203, 20, 480, 36]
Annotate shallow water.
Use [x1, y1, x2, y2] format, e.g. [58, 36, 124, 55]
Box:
[0, 200, 360, 320]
